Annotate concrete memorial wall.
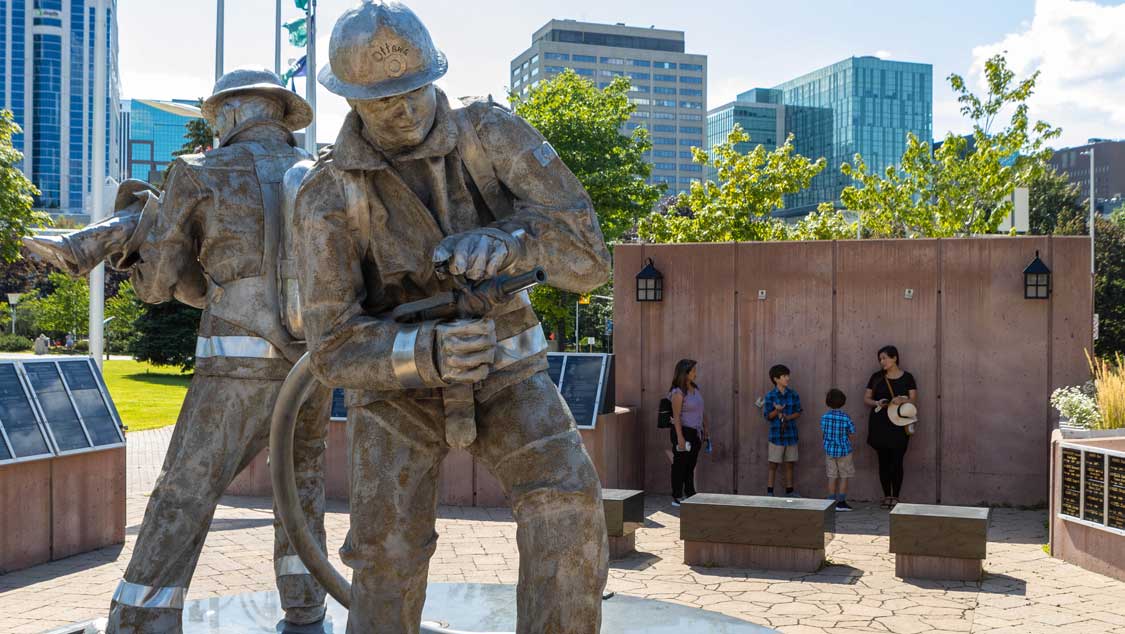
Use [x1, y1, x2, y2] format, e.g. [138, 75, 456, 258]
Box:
[613, 237, 1093, 506]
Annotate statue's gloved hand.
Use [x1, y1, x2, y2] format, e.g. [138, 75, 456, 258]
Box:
[432, 229, 521, 282]
[435, 318, 496, 384]
[22, 235, 83, 275]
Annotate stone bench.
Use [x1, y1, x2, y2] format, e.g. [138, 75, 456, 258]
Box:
[890, 503, 991, 581]
[603, 489, 644, 558]
[680, 494, 835, 571]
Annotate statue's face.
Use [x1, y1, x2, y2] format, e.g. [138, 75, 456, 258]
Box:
[349, 84, 437, 153]
[214, 94, 286, 139]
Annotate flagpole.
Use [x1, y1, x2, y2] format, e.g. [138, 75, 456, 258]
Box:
[89, 0, 107, 369]
[304, 0, 317, 154]
[274, 0, 282, 76]
[215, 0, 224, 82]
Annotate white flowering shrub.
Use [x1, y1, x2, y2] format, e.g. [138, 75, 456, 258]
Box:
[1051, 386, 1102, 429]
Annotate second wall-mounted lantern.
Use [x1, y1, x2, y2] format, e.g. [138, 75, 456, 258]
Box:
[1024, 250, 1051, 299]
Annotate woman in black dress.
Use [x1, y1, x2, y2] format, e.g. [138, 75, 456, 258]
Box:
[863, 345, 917, 508]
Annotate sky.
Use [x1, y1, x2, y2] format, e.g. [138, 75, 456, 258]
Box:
[118, 0, 1125, 149]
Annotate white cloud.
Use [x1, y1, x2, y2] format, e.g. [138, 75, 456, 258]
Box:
[967, 0, 1125, 148]
[871, 50, 893, 59]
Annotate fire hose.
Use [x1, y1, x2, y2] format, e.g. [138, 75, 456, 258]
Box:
[269, 269, 546, 623]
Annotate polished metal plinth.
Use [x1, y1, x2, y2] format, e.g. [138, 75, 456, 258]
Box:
[52, 583, 775, 633]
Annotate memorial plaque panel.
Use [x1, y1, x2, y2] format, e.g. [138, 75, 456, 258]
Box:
[23, 362, 90, 452]
[0, 363, 50, 460]
[59, 360, 122, 446]
[1083, 451, 1106, 525]
[1061, 447, 1082, 519]
[559, 354, 607, 428]
[0, 364, 51, 458]
[331, 388, 346, 421]
[1110, 455, 1125, 531]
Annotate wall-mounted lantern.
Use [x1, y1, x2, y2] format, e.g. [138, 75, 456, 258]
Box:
[636, 257, 663, 302]
[1024, 250, 1051, 299]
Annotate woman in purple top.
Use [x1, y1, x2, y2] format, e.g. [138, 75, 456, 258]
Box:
[669, 358, 710, 506]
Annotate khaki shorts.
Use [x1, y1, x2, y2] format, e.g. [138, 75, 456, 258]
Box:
[768, 442, 798, 463]
[826, 454, 855, 479]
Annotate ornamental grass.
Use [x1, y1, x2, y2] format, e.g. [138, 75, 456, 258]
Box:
[1088, 350, 1125, 430]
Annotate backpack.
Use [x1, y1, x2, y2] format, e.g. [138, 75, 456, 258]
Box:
[657, 396, 674, 429]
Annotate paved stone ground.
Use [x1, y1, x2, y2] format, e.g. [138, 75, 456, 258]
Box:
[3, 429, 1125, 633]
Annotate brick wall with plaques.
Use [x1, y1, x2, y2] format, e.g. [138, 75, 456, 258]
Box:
[1050, 432, 1125, 582]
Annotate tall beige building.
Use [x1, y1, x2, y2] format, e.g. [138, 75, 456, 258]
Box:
[511, 19, 708, 194]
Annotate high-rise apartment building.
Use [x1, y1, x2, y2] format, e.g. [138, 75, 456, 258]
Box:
[711, 56, 932, 216]
[120, 99, 202, 184]
[511, 19, 707, 193]
[1, 0, 121, 216]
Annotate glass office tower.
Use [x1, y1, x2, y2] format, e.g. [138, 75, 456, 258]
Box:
[121, 99, 203, 183]
[1, 0, 120, 216]
[773, 56, 932, 215]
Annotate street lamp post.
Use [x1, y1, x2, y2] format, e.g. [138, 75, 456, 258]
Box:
[7, 293, 23, 335]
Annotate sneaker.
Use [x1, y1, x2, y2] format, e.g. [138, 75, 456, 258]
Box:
[671, 498, 681, 507]
[836, 500, 853, 512]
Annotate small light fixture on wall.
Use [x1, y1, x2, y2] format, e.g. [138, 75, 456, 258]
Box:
[636, 257, 663, 302]
[1024, 250, 1051, 299]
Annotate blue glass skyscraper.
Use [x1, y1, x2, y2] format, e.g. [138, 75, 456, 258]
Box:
[709, 56, 932, 216]
[1, 0, 120, 216]
[774, 56, 931, 215]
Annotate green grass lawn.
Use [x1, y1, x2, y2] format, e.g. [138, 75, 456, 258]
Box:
[101, 359, 191, 432]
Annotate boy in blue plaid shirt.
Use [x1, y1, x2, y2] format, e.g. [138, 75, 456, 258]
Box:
[763, 364, 801, 496]
[821, 388, 856, 511]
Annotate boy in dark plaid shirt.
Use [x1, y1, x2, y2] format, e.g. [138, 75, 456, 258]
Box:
[821, 388, 856, 511]
[763, 364, 801, 496]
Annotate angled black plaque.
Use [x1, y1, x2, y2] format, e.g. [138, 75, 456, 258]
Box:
[0, 363, 51, 461]
[547, 354, 565, 386]
[24, 361, 90, 452]
[59, 360, 123, 446]
[558, 354, 607, 429]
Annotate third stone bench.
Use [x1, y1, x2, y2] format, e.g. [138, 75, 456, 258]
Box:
[602, 489, 644, 559]
[889, 503, 991, 581]
[680, 493, 835, 571]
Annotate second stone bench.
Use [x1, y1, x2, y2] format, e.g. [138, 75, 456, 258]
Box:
[680, 493, 836, 571]
[890, 503, 991, 581]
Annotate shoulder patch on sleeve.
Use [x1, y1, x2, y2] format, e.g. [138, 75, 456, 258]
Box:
[532, 141, 558, 167]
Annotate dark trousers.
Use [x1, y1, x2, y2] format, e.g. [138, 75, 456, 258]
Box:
[670, 426, 702, 499]
[875, 446, 907, 497]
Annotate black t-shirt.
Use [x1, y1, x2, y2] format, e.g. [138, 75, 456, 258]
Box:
[866, 370, 917, 451]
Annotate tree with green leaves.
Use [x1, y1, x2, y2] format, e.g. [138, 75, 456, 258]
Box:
[511, 70, 663, 243]
[638, 124, 829, 242]
[1028, 166, 1085, 235]
[0, 109, 47, 263]
[511, 70, 662, 347]
[131, 300, 203, 372]
[173, 100, 214, 159]
[836, 54, 1060, 237]
[35, 272, 89, 337]
[106, 280, 144, 354]
[1095, 217, 1125, 357]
